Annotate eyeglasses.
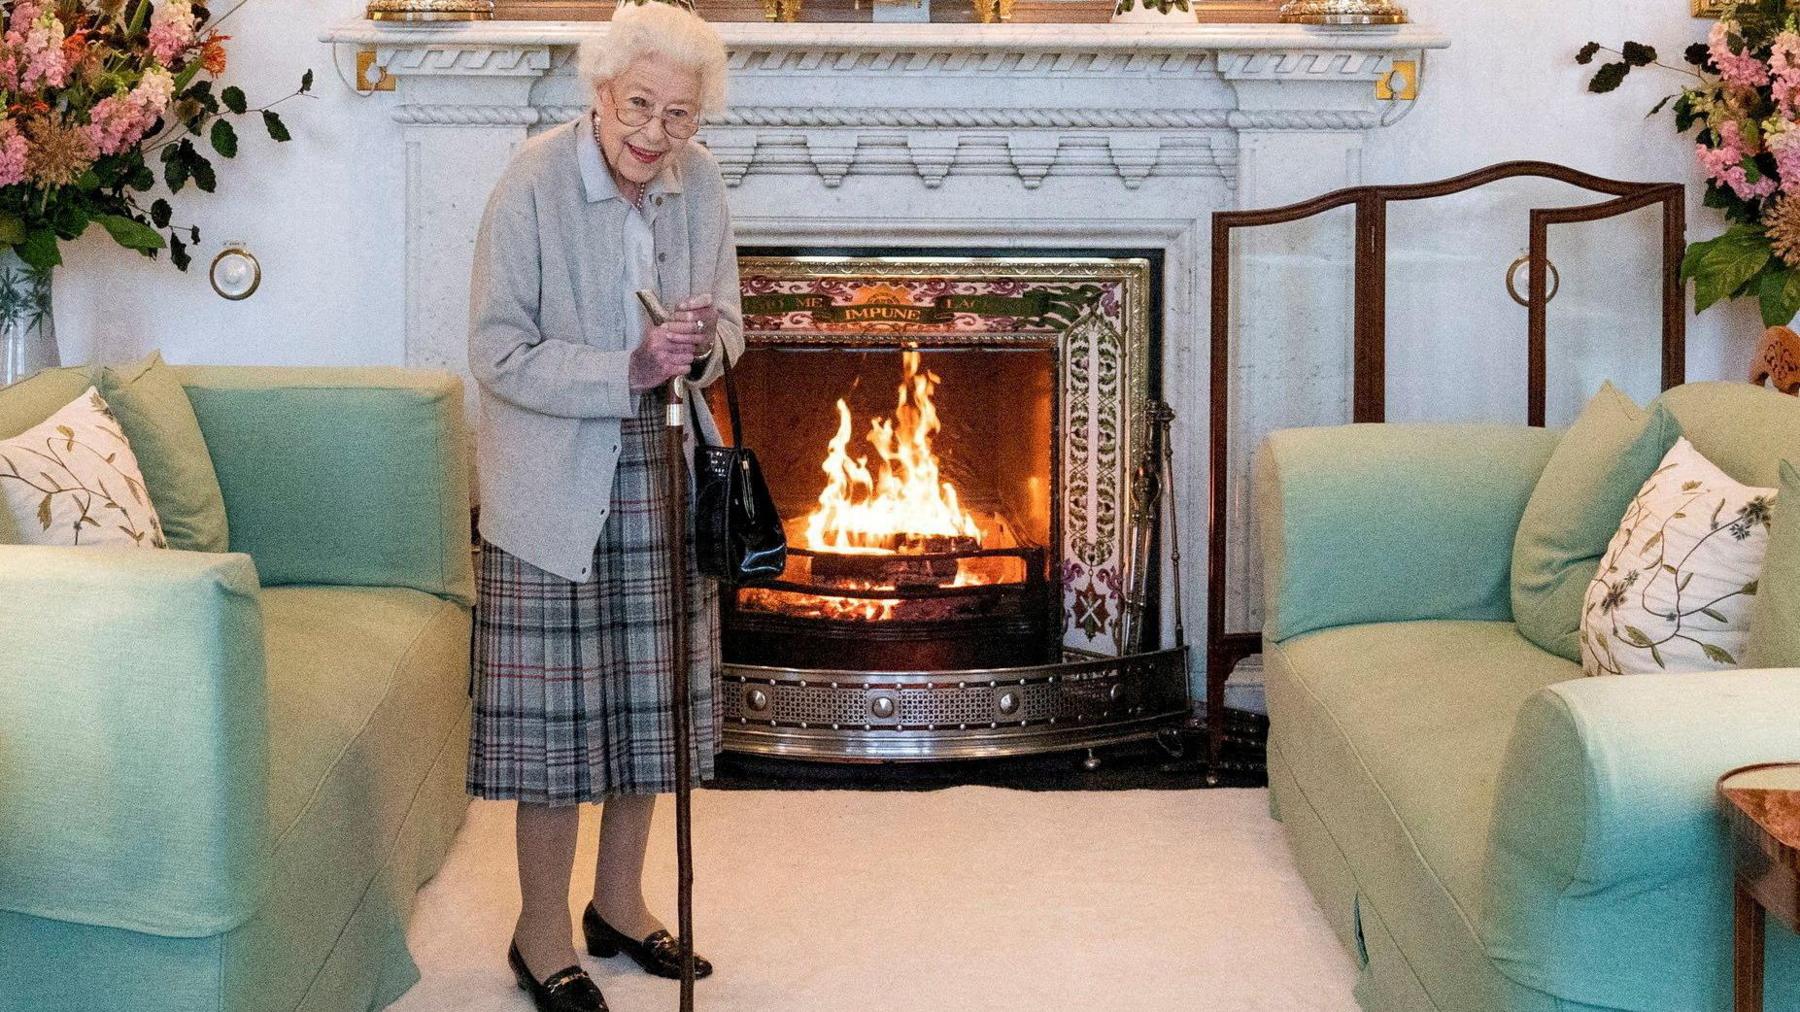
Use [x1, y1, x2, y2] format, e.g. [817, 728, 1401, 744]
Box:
[607, 84, 701, 139]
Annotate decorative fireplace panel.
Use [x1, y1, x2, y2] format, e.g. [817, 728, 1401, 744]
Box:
[723, 254, 1154, 657]
[708, 254, 1182, 760]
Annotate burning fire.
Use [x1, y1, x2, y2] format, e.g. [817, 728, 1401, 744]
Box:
[740, 350, 1007, 622]
[804, 350, 984, 553]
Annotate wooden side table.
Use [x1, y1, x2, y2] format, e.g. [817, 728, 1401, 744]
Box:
[1719, 762, 1800, 1011]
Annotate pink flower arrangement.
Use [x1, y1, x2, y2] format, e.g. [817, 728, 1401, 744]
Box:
[0, 119, 28, 187]
[0, 1, 312, 273]
[146, 0, 192, 66]
[1698, 120, 1782, 200]
[1582, 3, 1800, 324]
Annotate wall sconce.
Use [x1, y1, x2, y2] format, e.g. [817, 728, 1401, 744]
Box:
[210, 243, 262, 301]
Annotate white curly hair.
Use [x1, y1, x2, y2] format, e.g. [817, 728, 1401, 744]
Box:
[577, 4, 729, 120]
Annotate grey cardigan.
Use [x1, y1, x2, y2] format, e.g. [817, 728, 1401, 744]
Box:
[468, 112, 744, 582]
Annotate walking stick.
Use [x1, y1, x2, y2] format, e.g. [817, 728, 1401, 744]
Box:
[639, 291, 698, 1011]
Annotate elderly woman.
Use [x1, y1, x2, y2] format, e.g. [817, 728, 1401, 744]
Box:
[464, 5, 740, 1010]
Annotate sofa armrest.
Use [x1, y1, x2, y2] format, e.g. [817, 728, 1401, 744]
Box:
[0, 545, 270, 937]
[176, 366, 474, 606]
[1255, 423, 1560, 642]
[1482, 671, 1800, 1010]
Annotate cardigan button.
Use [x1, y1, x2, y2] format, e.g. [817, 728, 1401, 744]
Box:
[654, 195, 663, 206]
[657, 252, 667, 263]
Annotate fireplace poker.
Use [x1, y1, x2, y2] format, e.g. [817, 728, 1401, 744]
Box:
[636, 289, 698, 1011]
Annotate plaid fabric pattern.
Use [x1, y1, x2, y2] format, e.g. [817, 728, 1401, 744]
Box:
[468, 395, 722, 806]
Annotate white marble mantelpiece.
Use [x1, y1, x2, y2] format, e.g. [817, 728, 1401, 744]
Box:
[319, 17, 1449, 696]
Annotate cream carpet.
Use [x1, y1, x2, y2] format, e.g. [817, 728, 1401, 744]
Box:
[391, 788, 1356, 1012]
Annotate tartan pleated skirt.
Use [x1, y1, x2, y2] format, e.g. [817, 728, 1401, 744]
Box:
[467, 395, 722, 807]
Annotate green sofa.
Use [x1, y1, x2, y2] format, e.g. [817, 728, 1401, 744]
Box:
[1256, 381, 1800, 1011]
[0, 367, 475, 1012]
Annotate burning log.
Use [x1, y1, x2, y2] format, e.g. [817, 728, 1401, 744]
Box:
[810, 534, 980, 587]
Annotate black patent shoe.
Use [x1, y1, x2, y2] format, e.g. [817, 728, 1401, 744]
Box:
[508, 941, 609, 1012]
[583, 903, 714, 980]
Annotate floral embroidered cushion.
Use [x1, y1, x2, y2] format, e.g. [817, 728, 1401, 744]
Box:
[1581, 437, 1774, 676]
[0, 386, 167, 548]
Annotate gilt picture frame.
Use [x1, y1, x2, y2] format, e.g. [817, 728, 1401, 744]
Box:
[1692, 0, 1726, 17]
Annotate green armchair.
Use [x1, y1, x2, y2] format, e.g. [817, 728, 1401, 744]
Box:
[1257, 382, 1800, 1011]
[0, 367, 474, 1012]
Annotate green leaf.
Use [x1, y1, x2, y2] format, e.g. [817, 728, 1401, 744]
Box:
[18, 229, 61, 270]
[94, 214, 164, 252]
[300, 69, 314, 94]
[1700, 607, 1728, 623]
[1685, 42, 1710, 67]
[1590, 62, 1631, 93]
[1577, 41, 1602, 65]
[1744, 580, 1760, 595]
[1624, 625, 1654, 647]
[1621, 41, 1657, 67]
[163, 149, 190, 193]
[190, 152, 216, 193]
[36, 494, 52, 530]
[262, 110, 291, 143]
[169, 233, 191, 272]
[173, 60, 203, 94]
[150, 199, 171, 229]
[1678, 571, 1694, 591]
[210, 118, 237, 158]
[1761, 266, 1800, 325]
[0, 215, 24, 245]
[1650, 644, 1666, 668]
[1683, 225, 1774, 314]
[1701, 642, 1738, 665]
[221, 85, 247, 115]
[1648, 93, 1675, 117]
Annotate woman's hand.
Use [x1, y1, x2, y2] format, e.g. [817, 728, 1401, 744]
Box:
[628, 310, 709, 391]
[670, 294, 719, 353]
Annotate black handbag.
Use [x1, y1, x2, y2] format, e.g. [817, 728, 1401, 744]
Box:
[689, 351, 787, 585]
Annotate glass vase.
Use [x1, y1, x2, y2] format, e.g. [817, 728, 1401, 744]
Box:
[0, 247, 56, 388]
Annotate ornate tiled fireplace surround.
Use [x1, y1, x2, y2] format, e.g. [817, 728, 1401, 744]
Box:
[322, 16, 1449, 756]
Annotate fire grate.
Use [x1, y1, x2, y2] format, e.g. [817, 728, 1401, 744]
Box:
[722, 647, 1191, 762]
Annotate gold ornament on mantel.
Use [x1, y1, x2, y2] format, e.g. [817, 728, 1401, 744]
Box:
[1277, 0, 1408, 25]
[366, 0, 495, 22]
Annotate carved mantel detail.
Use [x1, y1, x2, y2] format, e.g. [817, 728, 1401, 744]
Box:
[326, 21, 1444, 190]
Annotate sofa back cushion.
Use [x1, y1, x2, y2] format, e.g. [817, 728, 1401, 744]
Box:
[100, 353, 230, 553]
[1512, 384, 1680, 661]
[1653, 381, 1800, 488]
[177, 366, 474, 606]
[1749, 459, 1800, 668]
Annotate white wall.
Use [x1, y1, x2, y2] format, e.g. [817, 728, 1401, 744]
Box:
[56, 1, 1756, 399]
[1368, 0, 1757, 421]
[55, 0, 405, 368]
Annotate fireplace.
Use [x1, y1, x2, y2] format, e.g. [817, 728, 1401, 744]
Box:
[708, 254, 1189, 761]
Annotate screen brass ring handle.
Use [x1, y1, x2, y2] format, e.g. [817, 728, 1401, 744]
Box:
[1505, 254, 1561, 307]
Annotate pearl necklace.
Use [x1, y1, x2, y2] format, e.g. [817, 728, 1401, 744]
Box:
[595, 117, 647, 211]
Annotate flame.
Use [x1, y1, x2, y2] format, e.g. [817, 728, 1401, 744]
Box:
[803, 350, 984, 552]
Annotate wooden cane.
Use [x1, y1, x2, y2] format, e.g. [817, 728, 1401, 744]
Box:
[640, 291, 697, 1011]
